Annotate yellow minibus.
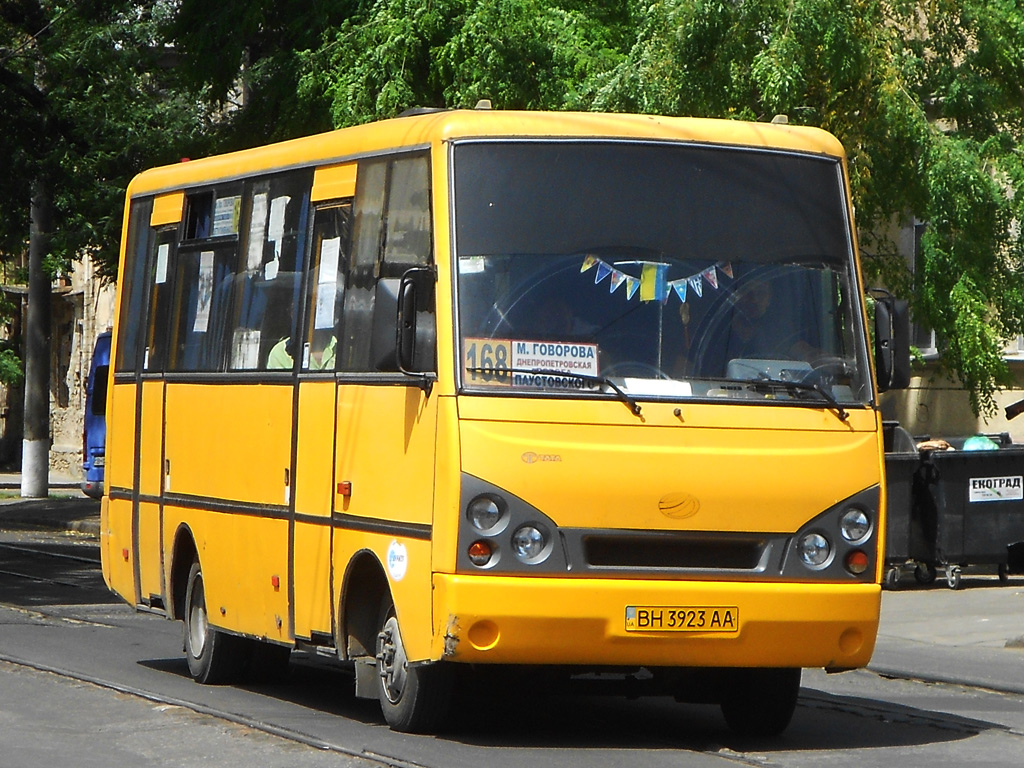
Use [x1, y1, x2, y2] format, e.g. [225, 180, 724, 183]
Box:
[101, 108, 909, 735]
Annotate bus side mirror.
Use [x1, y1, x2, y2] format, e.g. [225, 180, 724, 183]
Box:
[397, 277, 418, 370]
[396, 267, 437, 388]
[874, 295, 911, 392]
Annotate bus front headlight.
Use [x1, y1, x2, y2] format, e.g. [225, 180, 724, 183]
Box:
[467, 495, 508, 534]
[511, 524, 551, 564]
[798, 533, 832, 568]
[840, 508, 871, 543]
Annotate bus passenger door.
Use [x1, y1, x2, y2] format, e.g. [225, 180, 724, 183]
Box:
[135, 219, 179, 609]
[332, 152, 438, 662]
[290, 197, 351, 641]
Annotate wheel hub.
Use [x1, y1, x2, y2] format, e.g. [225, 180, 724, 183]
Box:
[188, 576, 208, 657]
[377, 616, 408, 704]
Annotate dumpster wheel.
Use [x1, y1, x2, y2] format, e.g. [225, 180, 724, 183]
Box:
[914, 562, 937, 585]
[945, 565, 962, 590]
[884, 567, 901, 588]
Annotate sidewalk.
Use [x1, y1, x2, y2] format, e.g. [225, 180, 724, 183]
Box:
[872, 576, 1024, 695]
[0, 472, 99, 536]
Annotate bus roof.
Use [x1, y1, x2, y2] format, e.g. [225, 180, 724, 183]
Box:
[126, 110, 847, 198]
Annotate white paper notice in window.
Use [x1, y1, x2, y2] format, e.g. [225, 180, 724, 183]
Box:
[231, 328, 261, 369]
[155, 243, 169, 284]
[193, 251, 214, 333]
[314, 237, 341, 330]
[247, 193, 268, 270]
[213, 196, 240, 236]
[268, 196, 290, 255]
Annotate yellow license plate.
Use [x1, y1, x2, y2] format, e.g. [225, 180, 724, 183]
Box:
[625, 606, 739, 632]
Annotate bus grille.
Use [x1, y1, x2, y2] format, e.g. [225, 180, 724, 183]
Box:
[582, 534, 766, 571]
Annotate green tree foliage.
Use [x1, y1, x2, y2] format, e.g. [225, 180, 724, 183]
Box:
[1, 1, 214, 279]
[163, 0, 357, 147]
[5, 1, 1024, 414]
[297, 0, 630, 126]
[587, 0, 1024, 417]
[294, 0, 1024, 414]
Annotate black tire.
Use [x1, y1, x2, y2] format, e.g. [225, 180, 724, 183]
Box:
[720, 668, 801, 738]
[376, 599, 453, 733]
[914, 561, 937, 585]
[183, 560, 249, 684]
[998, 563, 1010, 583]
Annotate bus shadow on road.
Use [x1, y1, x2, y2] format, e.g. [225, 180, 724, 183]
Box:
[437, 688, 995, 753]
[137, 653, 998, 755]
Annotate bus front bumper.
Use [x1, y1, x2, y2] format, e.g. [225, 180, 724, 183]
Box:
[432, 573, 880, 670]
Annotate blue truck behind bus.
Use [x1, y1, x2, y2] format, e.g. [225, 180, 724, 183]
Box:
[82, 331, 111, 499]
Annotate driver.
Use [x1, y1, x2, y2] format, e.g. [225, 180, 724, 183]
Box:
[690, 277, 821, 378]
[725, 280, 777, 360]
[531, 294, 595, 341]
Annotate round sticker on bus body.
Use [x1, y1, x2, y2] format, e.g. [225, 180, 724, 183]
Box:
[387, 540, 408, 582]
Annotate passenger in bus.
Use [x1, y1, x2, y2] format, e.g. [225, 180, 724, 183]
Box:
[267, 336, 297, 369]
[266, 334, 336, 370]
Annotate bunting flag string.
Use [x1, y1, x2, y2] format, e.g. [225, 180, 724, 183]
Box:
[580, 256, 731, 304]
[688, 275, 703, 298]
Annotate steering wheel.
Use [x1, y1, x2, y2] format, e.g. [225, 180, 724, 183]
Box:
[800, 356, 849, 386]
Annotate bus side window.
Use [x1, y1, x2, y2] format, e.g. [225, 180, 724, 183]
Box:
[224, 171, 312, 371]
[166, 187, 241, 372]
[372, 153, 435, 372]
[339, 152, 435, 374]
[303, 202, 352, 371]
[114, 199, 153, 372]
[339, 160, 387, 372]
[144, 228, 178, 372]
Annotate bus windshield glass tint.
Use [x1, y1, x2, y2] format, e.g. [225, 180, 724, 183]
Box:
[453, 140, 870, 405]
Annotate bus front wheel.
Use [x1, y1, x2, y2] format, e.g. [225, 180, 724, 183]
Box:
[719, 667, 801, 737]
[375, 599, 453, 733]
[183, 560, 248, 684]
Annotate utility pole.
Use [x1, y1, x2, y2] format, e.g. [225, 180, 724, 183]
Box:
[21, 177, 51, 498]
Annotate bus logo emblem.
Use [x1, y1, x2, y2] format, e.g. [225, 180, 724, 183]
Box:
[387, 540, 408, 582]
[522, 452, 562, 464]
[659, 492, 701, 519]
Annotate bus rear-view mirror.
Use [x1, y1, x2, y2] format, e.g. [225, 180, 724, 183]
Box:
[873, 294, 911, 392]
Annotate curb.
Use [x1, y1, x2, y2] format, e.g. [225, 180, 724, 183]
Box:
[0, 495, 101, 538]
[0, 514, 100, 538]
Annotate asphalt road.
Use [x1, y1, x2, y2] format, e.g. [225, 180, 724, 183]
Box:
[2, 514, 1024, 767]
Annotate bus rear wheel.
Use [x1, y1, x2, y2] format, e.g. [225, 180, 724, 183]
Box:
[375, 599, 453, 733]
[719, 668, 801, 737]
[183, 560, 249, 684]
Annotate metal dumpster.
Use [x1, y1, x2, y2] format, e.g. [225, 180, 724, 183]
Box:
[882, 423, 939, 587]
[920, 447, 1024, 588]
[883, 452, 929, 586]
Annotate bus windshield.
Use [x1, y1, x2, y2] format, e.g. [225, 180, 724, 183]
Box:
[454, 140, 870, 407]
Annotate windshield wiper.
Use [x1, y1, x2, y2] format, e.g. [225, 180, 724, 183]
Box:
[466, 366, 643, 418]
[753, 376, 849, 422]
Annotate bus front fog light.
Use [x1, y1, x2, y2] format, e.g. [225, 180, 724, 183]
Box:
[840, 508, 871, 543]
[467, 495, 507, 533]
[798, 533, 831, 568]
[468, 540, 494, 567]
[511, 524, 550, 564]
[845, 549, 869, 575]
